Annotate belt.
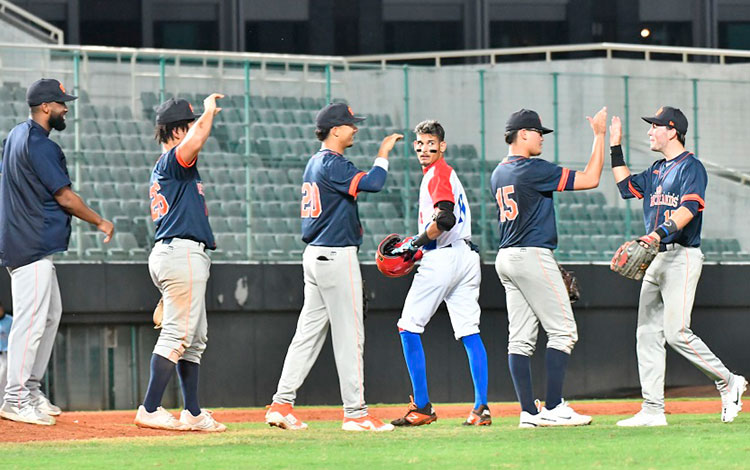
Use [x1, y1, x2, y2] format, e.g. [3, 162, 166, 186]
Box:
[438, 239, 480, 253]
[659, 243, 687, 252]
[158, 237, 206, 251]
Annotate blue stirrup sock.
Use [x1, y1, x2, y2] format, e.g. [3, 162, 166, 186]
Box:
[461, 333, 488, 409]
[143, 354, 176, 413]
[177, 359, 202, 416]
[399, 330, 430, 409]
[545, 348, 570, 410]
[508, 353, 537, 414]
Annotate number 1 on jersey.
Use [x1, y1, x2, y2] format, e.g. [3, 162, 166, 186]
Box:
[496, 185, 518, 223]
[301, 182, 322, 218]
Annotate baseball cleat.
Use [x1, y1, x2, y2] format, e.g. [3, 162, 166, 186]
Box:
[134, 405, 191, 431]
[518, 410, 546, 428]
[0, 401, 56, 426]
[342, 414, 395, 432]
[538, 400, 592, 426]
[180, 409, 227, 432]
[463, 404, 492, 426]
[265, 402, 308, 430]
[721, 375, 747, 423]
[616, 410, 668, 427]
[32, 394, 62, 416]
[391, 396, 437, 426]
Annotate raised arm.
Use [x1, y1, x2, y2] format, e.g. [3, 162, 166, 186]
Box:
[573, 106, 607, 190]
[176, 93, 224, 166]
[609, 116, 631, 183]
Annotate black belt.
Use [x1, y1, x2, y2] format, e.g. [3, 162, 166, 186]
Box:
[158, 237, 207, 250]
[439, 239, 480, 253]
[659, 243, 694, 252]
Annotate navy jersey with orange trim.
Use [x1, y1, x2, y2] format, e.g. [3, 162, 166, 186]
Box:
[149, 146, 215, 249]
[301, 149, 380, 246]
[491, 156, 576, 249]
[617, 151, 705, 247]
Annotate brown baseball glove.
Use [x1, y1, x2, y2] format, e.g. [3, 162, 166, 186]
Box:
[610, 235, 659, 281]
[558, 263, 580, 303]
[153, 298, 164, 330]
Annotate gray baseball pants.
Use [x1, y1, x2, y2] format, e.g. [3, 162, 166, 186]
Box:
[3, 256, 62, 407]
[494, 247, 578, 356]
[637, 245, 735, 412]
[149, 239, 210, 364]
[272, 245, 367, 419]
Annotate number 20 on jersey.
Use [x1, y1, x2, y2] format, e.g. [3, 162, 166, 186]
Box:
[301, 182, 322, 218]
[496, 185, 518, 223]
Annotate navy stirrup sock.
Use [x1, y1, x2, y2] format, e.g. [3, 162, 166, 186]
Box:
[508, 353, 536, 414]
[177, 359, 202, 416]
[461, 333, 488, 409]
[399, 330, 430, 409]
[545, 348, 570, 410]
[143, 354, 176, 413]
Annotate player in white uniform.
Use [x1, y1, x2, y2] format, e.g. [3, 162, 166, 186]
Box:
[391, 120, 490, 427]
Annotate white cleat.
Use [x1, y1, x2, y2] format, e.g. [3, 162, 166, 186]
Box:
[134, 405, 191, 431]
[518, 410, 547, 428]
[538, 399, 592, 426]
[179, 409, 227, 432]
[341, 414, 395, 432]
[0, 401, 55, 426]
[32, 394, 62, 416]
[721, 375, 747, 423]
[616, 410, 668, 427]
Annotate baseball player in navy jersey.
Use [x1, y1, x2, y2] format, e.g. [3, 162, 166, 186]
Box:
[389, 120, 490, 427]
[492, 107, 607, 428]
[610, 107, 746, 426]
[133, 94, 226, 432]
[265, 102, 402, 432]
[0, 78, 114, 426]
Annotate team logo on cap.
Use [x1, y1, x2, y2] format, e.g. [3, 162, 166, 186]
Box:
[189, 103, 194, 112]
[59, 83, 66, 93]
[347, 106, 354, 116]
[655, 107, 664, 116]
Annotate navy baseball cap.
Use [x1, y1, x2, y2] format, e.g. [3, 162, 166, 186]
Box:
[315, 102, 366, 128]
[505, 109, 554, 134]
[26, 78, 77, 107]
[155, 98, 200, 125]
[642, 106, 688, 135]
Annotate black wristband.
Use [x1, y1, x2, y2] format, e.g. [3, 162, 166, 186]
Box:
[611, 145, 625, 168]
[655, 219, 678, 240]
[413, 232, 431, 248]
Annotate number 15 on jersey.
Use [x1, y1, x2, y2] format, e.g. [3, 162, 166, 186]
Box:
[496, 185, 518, 223]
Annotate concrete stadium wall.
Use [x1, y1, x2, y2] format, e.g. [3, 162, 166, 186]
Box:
[1, 262, 748, 411]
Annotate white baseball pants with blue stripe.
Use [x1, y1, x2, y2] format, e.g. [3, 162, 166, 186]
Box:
[3, 256, 62, 408]
[637, 245, 735, 412]
[272, 245, 367, 419]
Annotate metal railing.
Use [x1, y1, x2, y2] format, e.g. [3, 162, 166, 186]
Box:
[0, 0, 63, 45]
[345, 42, 750, 67]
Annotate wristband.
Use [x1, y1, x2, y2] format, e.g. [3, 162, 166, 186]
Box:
[611, 145, 625, 168]
[413, 232, 431, 248]
[655, 219, 678, 239]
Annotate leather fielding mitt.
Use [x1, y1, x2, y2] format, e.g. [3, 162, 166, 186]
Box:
[558, 263, 580, 303]
[153, 297, 164, 330]
[610, 235, 659, 281]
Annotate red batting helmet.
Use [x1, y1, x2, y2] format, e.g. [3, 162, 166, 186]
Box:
[375, 233, 423, 278]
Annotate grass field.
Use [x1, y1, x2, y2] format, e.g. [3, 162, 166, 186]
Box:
[3, 412, 749, 470]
